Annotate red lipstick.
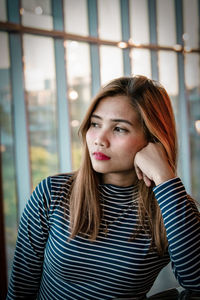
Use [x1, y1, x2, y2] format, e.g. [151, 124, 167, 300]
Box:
[93, 152, 110, 160]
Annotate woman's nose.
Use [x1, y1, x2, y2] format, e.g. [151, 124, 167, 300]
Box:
[94, 131, 109, 147]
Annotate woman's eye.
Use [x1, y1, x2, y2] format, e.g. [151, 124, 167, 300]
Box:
[114, 127, 128, 133]
[90, 122, 99, 128]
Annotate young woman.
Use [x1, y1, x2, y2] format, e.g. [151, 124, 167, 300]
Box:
[7, 76, 200, 299]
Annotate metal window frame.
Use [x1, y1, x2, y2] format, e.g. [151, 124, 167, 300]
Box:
[175, 0, 192, 193]
[120, 0, 131, 76]
[148, 0, 159, 80]
[52, 0, 72, 173]
[7, 0, 31, 219]
[0, 20, 199, 53]
[88, 0, 101, 96]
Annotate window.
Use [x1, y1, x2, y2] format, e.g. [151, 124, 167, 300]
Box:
[129, 0, 150, 44]
[65, 41, 91, 169]
[183, 0, 199, 49]
[185, 53, 200, 202]
[21, 0, 53, 30]
[100, 45, 123, 85]
[156, 0, 176, 46]
[64, 0, 89, 36]
[131, 49, 151, 78]
[0, 32, 18, 278]
[0, 0, 7, 21]
[23, 34, 59, 188]
[158, 51, 179, 116]
[98, 0, 122, 41]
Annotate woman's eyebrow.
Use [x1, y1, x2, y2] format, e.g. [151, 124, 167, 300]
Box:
[91, 114, 101, 120]
[111, 119, 133, 126]
[91, 114, 133, 126]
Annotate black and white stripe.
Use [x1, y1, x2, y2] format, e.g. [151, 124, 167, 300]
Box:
[7, 175, 200, 299]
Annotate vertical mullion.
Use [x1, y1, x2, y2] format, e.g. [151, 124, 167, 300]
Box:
[175, 0, 191, 193]
[52, 0, 64, 31]
[88, 0, 101, 96]
[52, 0, 72, 172]
[7, 0, 20, 23]
[7, 0, 31, 219]
[148, 0, 159, 80]
[120, 0, 131, 76]
[199, 0, 200, 48]
[0, 156, 7, 300]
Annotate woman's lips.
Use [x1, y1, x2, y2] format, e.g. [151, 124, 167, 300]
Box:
[93, 152, 111, 160]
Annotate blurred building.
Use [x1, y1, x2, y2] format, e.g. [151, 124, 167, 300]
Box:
[0, 0, 200, 297]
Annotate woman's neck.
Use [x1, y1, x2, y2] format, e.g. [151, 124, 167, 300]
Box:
[101, 172, 138, 187]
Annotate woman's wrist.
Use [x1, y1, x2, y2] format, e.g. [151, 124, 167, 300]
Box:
[154, 172, 176, 186]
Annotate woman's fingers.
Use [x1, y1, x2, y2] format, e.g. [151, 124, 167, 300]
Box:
[135, 165, 143, 180]
[143, 174, 152, 187]
[135, 164, 152, 187]
[134, 142, 175, 186]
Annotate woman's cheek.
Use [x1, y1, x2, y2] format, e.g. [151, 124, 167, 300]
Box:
[86, 129, 95, 145]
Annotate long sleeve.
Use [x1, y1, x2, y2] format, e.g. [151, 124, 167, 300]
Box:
[7, 177, 51, 299]
[153, 177, 200, 292]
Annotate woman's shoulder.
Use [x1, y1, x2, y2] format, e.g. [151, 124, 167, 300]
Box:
[33, 173, 74, 199]
[34, 173, 75, 209]
[49, 172, 74, 183]
[47, 172, 74, 192]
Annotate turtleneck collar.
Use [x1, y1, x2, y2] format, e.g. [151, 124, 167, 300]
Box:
[98, 183, 139, 206]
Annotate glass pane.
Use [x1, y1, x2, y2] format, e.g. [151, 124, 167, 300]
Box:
[21, 0, 53, 30]
[185, 53, 200, 202]
[0, 0, 7, 21]
[98, 0, 122, 41]
[131, 49, 151, 78]
[129, 0, 149, 44]
[157, 50, 181, 177]
[100, 45, 123, 85]
[0, 32, 18, 278]
[158, 51, 178, 116]
[183, 0, 199, 49]
[64, 0, 88, 36]
[156, 0, 176, 46]
[23, 34, 59, 188]
[65, 41, 91, 170]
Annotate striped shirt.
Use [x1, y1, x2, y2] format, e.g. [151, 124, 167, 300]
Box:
[7, 175, 200, 299]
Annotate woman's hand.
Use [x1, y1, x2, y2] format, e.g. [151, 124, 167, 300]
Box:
[134, 143, 175, 187]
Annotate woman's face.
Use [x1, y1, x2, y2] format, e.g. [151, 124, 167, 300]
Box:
[86, 95, 147, 186]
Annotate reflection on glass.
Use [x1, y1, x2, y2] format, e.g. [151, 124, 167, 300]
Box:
[129, 0, 149, 44]
[100, 45, 123, 85]
[0, 32, 18, 279]
[98, 0, 121, 41]
[65, 41, 91, 170]
[21, 0, 53, 30]
[183, 0, 199, 49]
[156, 0, 176, 46]
[23, 34, 59, 188]
[131, 49, 151, 78]
[64, 0, 88, 36]
[0, 0, 7, 21]
[185, 53, 200, 202]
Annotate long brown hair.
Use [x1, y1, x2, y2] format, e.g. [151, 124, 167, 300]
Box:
[69, 75, 178, 255]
